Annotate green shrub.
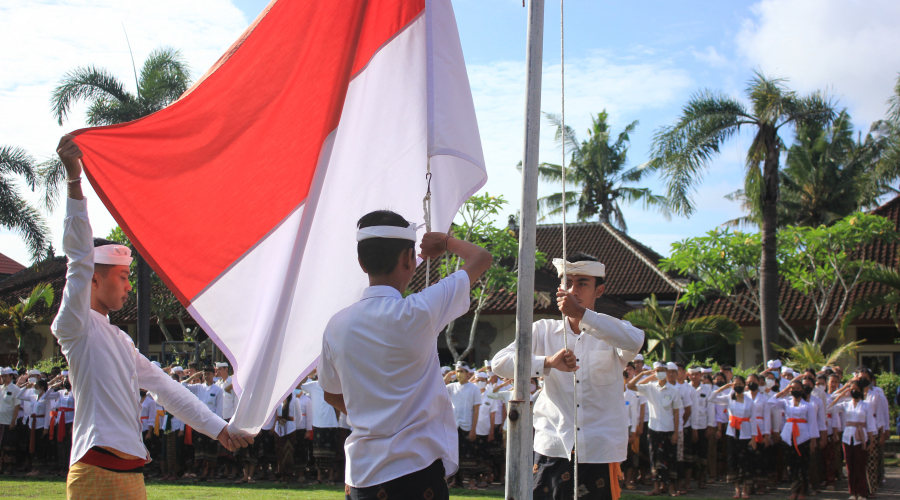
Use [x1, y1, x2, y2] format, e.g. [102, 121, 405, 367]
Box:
[29, 356, 68, 374]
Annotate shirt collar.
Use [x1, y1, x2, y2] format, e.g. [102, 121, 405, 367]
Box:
[360, 285, 403, 301]
[89, 308, 111, 323]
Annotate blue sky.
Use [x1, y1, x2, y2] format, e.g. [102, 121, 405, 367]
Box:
[2, 0, 899, 264]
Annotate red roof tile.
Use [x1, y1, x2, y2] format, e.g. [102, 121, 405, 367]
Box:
[0, 251, 25, 276]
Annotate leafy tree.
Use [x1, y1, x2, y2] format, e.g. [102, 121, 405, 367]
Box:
[774, 339, 863, 372]
[662, 213, 897, 348]
[438, 194, 546, 363]
[841, 259, 900, 334]
[0, 146, 50, 261]
[0, 283, 54, 368]
[623, 294, 742, 361]
[647, 71, 836, 362]
[535, 111, 668, 231]
[725, 111, 896, 228]
[39, 47, 191, 210]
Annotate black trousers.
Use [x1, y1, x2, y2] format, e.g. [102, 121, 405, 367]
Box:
[533, 452, 613, 500]
[785, 441, 810, 496]
[345, 459, 448, 500]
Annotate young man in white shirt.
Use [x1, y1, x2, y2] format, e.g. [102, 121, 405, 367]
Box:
[53, 136, 250, 498]
[493, 252, 644, 500]
[445, 363, 482, 490]
[675, 362, 694, 494]
[182, 366, 225, 481]
[688, 366, 717, 490]
[629, 362, 683, 497]
[317, 209, 491, 499]
[301, 370, 341, 485]
[214, 362, 238, 480]
[0, 367, 21, 473]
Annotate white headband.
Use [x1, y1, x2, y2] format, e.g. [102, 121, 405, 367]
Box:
[634, 354, 644, 361]
[688, 367, 701, 374]
[215, 362, 229, 369]
[356, 222, 419, 242]
[653, 362, 663, 369]
[701, 368, 712, 373]
[95, 244, 133, 266]
[666, 362, 678, 371]
[553, 258, 606, 278]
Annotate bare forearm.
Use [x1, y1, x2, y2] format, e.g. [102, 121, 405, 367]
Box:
[324, 391, 347, 415]
[448, 238, 492, 286]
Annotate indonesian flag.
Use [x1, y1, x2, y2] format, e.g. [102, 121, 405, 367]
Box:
[70, 0, 486, 433]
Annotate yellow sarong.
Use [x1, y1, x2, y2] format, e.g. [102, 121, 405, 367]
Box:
[66, 462, 146, 500]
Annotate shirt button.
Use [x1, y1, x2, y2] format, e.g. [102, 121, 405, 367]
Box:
[576, 359, 580, 362]
[577, 380, 580, 383]
[577, 427, 581, 431]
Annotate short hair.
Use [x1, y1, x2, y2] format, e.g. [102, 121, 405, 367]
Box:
[626, 361, 635, 369]
[623, 369, 629, 378]
[564, 251, 605, 285]
[721, 365, 733, 371]
[675, 362, 685, 369]
[188, 362, 201, 370]
[36, 379, 49, 391]
[357, 210, 415, 275]
[203, 366, 214, 373]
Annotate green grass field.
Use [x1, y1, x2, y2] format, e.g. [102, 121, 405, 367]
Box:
[0, 477, 743, 500]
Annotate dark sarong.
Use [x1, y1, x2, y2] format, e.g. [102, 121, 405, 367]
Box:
[346, 459, 449, 500]
[488, 424, 505, 477]
[457, 427, 479, 481]
[0, 423, 16, 467]
[649, 429, 676, 485]
[726, 436, 752, 484]
[236, 435, 260, 466]
[533, 452, 614, 500]
[164, 432, 183, 475]
[193, 433, 217, 462]
[275, 432, 295, 479]
[58, 423, 73, 470]
[313, 426, 338, 470]
[785, 441, 810, 496]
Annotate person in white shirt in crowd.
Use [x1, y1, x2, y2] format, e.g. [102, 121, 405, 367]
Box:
[300, 370, 341, 486]
[292, 384, 312, 484]
[629, 362, 683, 497]
[828, 379, 876, 500]
[182, 366, 226, 482]
[494, 252, 643, 500]
[51, 137, 249, 499]
[445, 362, 483, 490]
[763, 374, 785, 486]
[14, 369, 39, 473]
[0, 367, 22, 474]
[138, 389, 156, 477]
[674, 362, 694, 495]
[17, 378, 58, 476]
[711, 371, 730, 482]
[623, 367, 642, 490]
[708, 375, 756, 499]
[773, 378, 820, 500]
[745, 373, 770, 495]
[814, 373, 839, 490]
[634, 353, 652, 485]
[214, 362, 238, 480]
[798, 373, 827, 494]
[688, 366, 717, 490]
[316, 210, 491, 500]
[472, 371, 499, 488]
[853, 367, 889, 497]
[827, 373, 846, 482]
[273, 393, 298, 484]
[482, 368, 506, 484]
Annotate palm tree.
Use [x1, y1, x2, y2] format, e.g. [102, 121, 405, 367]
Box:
[646, 70, 836, 362]
[0, 283, 54, 368]
[623, 294, 742, 361]
[840, 262, 900, 333]
[39, 46, 191, 210]
[724, 112, 895, 228]
[536, 110, 668, 231]
[0, 146, 50, 261]
[774, 339, 863, 372]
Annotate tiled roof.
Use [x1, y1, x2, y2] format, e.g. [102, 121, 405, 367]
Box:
[685, 195, 900, 325]
[0, 252, 25, 276]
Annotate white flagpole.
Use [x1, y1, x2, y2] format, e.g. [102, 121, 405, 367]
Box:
[506, 0, 545, 498]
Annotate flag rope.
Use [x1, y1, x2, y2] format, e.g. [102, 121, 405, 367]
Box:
[424, 164, 433, 288]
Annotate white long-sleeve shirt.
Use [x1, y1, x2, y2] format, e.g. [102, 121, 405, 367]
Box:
[750, 392, 770, 438]
[51, 197, 228, 465]
[867, 387, 890, 431]
[624, 389, 639, 433]
[835, 399, 877, 446]
[300, 380, 338, 428]
[492, 310, 643, 464]
[780, 399, 819, 446]
[708, 392, 755, 439]
[273, 398, 297, 437]
[182, 381, 225, 418]
[690, 383, 717, 429]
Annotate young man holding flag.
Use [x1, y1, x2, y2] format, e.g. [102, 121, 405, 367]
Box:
[53, 136, 251, 499]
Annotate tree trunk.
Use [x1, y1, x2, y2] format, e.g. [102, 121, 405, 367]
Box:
[759, 124, 780, 363]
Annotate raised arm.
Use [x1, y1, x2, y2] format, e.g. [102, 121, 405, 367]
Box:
[50, 136, 94, 344]
[420, 232, 492, 288]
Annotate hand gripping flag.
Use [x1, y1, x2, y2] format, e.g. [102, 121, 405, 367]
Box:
[69, 0, 486, 433]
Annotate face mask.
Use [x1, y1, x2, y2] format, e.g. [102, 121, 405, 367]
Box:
[715, 380, 725, 387]
[28, 377, 37, 384]
[747, 382, 758, 392]
[765, 379, 775, 388]
[293, 389, 302, 396]
[656, 371, 667, 381]
[851, 390, 863, 400]
[857, 378, 870, 389]
[803, 386, 813, 396]
[530, 383, 537, 393]
[733, 385, 745, 394]
[791, 390, 804, 399]
[477, 381, 486, 389]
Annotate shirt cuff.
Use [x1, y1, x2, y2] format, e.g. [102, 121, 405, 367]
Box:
[533, 356, 547, 377]
[66, 196, 88, 216]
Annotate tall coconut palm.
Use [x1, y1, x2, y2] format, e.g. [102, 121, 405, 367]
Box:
[646, 70, 836, 362]
[536, 110, 669, 231]
[0, 283, 54, 368]
[0, 146, 50, 261]
[724, 112, 895, 228]
[623, 294, 742, 361]
[39, 46, 191, 210]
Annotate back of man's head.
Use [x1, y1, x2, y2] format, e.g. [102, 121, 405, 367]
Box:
[357, 210, 415, 275]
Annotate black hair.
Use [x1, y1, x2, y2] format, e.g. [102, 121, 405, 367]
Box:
[36, 379, 49, 392]
[721, 365, 733, 371]
[93, 237, 117, 247]
[188, 362, 201, 370]
[626, 361, 635, 369]
[816, 374, 827, 382]
[203, 366, 214, 373]
[701, 373, 713, 383]
[675, 362, 685, 369]
[564, 251, 605, 286]
[623, 369, 629, 378]
[356, 210, 415, 276]
[714, 371, 726, 381]
[731, 375, 746, 400]
[747, 373, 760, 383]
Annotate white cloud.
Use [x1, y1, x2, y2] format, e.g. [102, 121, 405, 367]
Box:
[467, 52, 694, 220]
[693, 46, 730, 68]
[736, 0, 900, 125]
[0, 0, 248, 265]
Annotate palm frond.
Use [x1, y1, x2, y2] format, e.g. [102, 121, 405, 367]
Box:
[679, 315, 743, 343]
[543, 112, 582, 162]
[0, 188, 50, 262]
[617, 187, 672, 219]
[36, 157, 66, 213]
[0, 146, 38, 189]
[139, 46, 192, 111]
[23, 282, 54, 312]
[51, 65, 132, 125]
